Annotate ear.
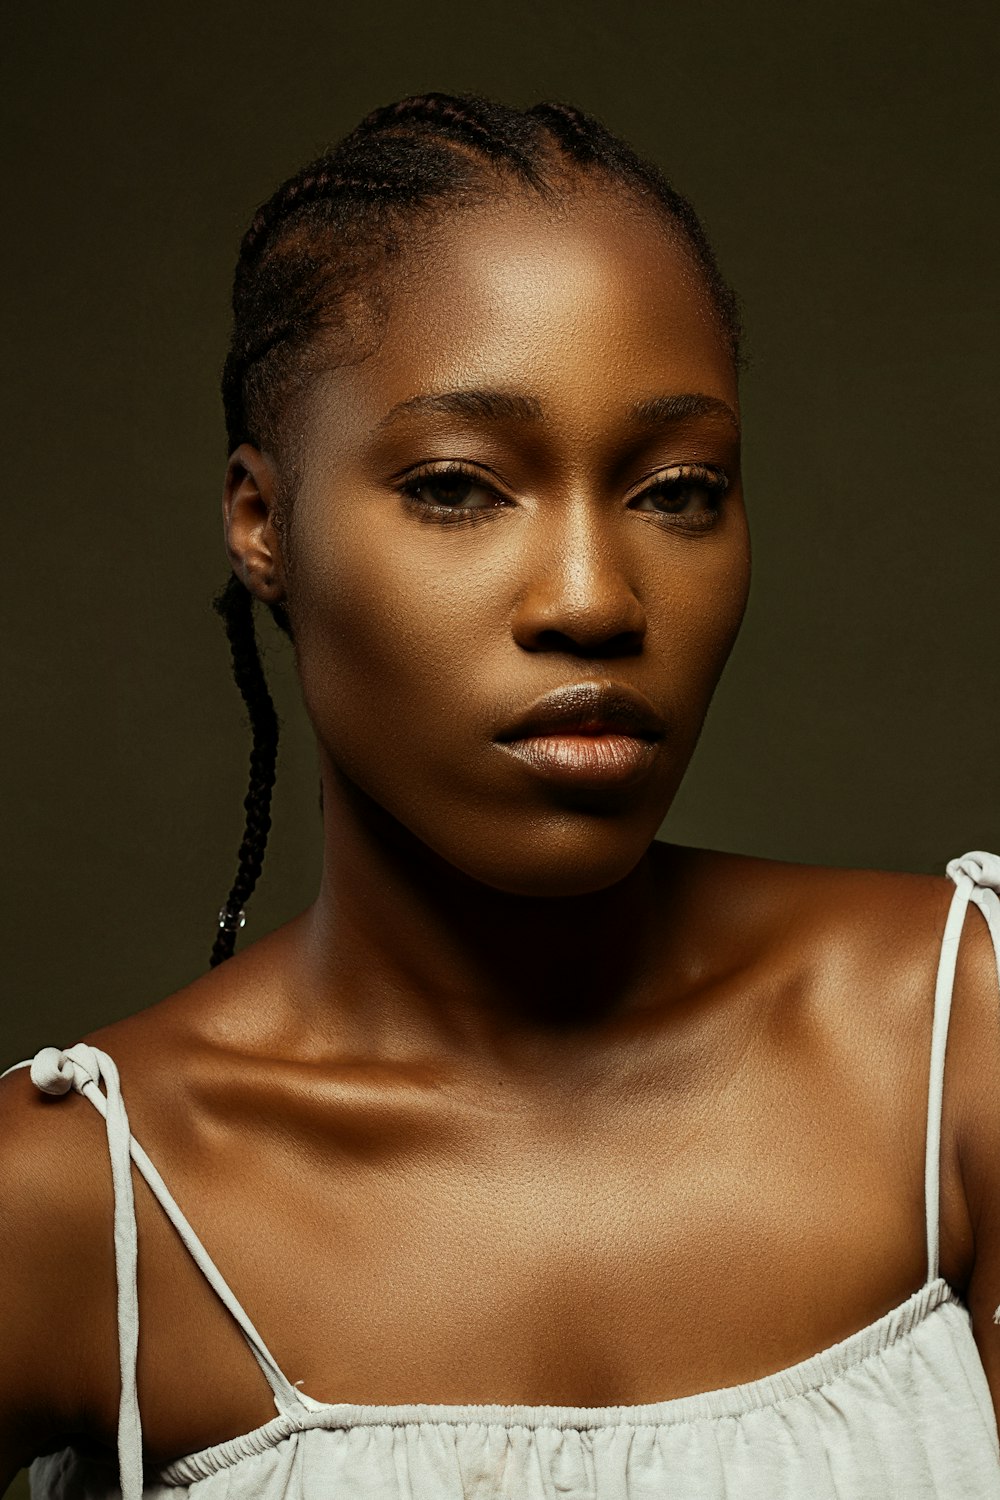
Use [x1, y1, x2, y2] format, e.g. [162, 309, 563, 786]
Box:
[222, 444, 288, 607]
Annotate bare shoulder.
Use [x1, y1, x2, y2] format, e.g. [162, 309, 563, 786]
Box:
[687, 842, 1000, 1249]
[0, 1061, 119, 1468]
[671, 844, 975, 1155]
[0, 916, 302, 1471]
[674, 841, 957, 1001]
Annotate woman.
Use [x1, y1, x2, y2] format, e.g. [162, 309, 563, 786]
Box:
[1, 91, 999, 1499]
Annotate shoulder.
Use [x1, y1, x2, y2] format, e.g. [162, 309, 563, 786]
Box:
[0, 925, 292, 1465]
[681, 844, 994, 1263]
[0, 918, 301, 1469]
[0, 915, 295, 1424]
[700, 845, 1000, 1245]
[668, 844, 975, 1151]
[0, 1059, 120, 1461]
[674, 842, 956, 994]
[656, 842, 963, 1111]
[0, 1058, 116, 1297]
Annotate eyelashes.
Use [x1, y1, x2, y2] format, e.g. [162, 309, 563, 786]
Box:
[628, 463, 729, 529]
[399, 464, 506, 524]
[397, 461, 730, 530]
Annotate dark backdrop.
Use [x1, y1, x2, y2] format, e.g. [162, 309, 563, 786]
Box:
[2, 2, 998, 1494]
[4, 3, 998, 1067]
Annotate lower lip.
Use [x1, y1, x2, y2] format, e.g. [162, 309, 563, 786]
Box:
[496, 733, 658, 789]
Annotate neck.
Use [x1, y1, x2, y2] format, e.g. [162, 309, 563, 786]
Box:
[294, 762, 692, 1075]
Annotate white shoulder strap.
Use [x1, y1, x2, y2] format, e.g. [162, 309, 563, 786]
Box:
[1, 1043, 307, 1500]
[925, 852, 1000, 1285]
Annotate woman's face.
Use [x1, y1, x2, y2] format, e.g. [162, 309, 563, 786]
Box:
[270, 185, 749, 896]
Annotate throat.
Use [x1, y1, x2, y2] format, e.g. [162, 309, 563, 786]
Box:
[296, 826, 697, 1068]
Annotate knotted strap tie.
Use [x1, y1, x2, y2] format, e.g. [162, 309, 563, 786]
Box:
[944, 851, 1000, 1005]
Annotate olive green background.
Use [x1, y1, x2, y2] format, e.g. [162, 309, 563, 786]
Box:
[2, 0, 998, 1490]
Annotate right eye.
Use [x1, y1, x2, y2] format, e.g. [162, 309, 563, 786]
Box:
[398, 465, 510, 523]
[405, 473, 495, 509]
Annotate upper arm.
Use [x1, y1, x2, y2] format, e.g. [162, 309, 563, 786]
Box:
[950, 897, 1000, 1415]
[0, 1067, 119, 1484]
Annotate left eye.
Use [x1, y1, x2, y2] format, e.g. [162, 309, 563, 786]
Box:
[632, 467, 728, 519]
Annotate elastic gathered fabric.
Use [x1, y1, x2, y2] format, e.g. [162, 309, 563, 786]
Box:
[7, 851, 1000, 1500]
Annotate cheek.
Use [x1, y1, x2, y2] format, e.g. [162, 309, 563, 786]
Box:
[654, 522, 751, 725]
[286, 499, 495, 779]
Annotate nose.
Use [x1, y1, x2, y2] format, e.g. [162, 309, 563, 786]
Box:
[509, 502, 647, 658]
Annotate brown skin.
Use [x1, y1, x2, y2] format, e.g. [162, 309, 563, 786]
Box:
[2, 184, 1000, 1486]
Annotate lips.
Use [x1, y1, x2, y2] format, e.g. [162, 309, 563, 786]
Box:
[494, 681, 666, 743]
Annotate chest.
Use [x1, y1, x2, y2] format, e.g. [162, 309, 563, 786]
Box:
[113, 1032, 953, 1468]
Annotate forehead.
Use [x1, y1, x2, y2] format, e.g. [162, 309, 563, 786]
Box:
[309, 185, 737, 442]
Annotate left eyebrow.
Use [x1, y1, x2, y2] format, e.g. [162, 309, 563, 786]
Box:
[627, 393, 740, 431]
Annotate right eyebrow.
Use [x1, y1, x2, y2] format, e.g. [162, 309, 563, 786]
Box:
[374, 388, 545, 432]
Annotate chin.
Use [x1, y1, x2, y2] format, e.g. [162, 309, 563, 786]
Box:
[443, 823, 661, 901]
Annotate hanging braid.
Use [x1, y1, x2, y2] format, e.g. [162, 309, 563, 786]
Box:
[209, 575, 280, 967]
[211, 90, 742, 964]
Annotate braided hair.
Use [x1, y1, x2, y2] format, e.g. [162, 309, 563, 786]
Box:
[210, 90, 741, 966]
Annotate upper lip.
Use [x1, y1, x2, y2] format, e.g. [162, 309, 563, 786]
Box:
[495, 682, 667, 742]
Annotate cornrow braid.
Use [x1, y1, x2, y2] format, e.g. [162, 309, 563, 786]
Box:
[240, 165, 347, 265]
[352, 92, 543, 179]
[525, 101, 601, 163]
[211, 90, 743, 965]
[209, 574, 279, 967]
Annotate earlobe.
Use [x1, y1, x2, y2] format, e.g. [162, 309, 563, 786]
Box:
[222, 443, 287, 606]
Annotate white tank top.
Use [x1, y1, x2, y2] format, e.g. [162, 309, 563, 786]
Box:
[6, 850, 1000, 1500]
